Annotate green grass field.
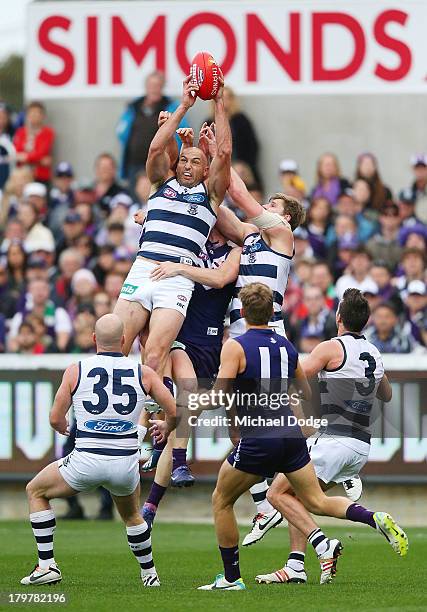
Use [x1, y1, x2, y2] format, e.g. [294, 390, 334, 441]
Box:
[1, 521, 426, 611]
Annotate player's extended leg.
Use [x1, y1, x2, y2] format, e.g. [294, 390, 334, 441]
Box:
[170, 348, 198, 486]
[144, 308, 185, 376]
[113, 298, 150, 356]
[21, 462, 77, 586]
[142, 431, 174, 528]
[112, 484, 160, 587]
[198, 460, 260, 591]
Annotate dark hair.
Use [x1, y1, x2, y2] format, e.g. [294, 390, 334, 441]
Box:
[402, 247, 425, 263]
[239, 282, 273, 325]
[338, 288, 370, 332]
[26, 101, 46, 113]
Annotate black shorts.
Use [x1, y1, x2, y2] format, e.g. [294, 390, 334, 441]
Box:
[227, 436, 311, 478]
[171, 339, 220, 381]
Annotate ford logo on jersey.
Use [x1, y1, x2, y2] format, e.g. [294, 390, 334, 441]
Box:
[183, 193, 204, 203]
[84, 419, 135, 433]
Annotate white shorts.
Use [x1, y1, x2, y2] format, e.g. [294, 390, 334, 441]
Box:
[58, 450, 140, 497]
[119, 257, 194, 316]
[229, 317, 286, 339]
[307, 432, 369, 484]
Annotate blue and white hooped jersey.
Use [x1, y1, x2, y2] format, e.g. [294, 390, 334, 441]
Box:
[71, 353, 147, 453]
[229, 232, 293, 334]
[318, 333, 384, 450]
[138, 177, 216, 266]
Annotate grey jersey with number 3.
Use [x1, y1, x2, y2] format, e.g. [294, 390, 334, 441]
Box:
[318, 332, 384, 452]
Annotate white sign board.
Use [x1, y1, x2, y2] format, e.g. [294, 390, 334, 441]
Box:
[26, 0, 427, 98]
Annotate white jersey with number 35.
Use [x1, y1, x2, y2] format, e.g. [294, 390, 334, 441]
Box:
[71, 352, 147, 453]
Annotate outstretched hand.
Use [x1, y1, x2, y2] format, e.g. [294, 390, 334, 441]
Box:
[182, 75, 199, 109]
[199, 122, 217, 159]
[213, 70, 225, 101]
[158, 111, 172, 127]
[176, 127, 194, 149]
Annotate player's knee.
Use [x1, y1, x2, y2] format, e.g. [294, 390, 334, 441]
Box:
[144, 347, 163, 372]
[26, 479, 39, 500]
[266, 487, 279, 508]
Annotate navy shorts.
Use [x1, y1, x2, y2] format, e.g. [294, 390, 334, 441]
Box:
[227, 436, 311, 478]
[171, 339, 220, 381]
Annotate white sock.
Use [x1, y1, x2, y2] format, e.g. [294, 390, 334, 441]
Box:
[250, 480, 275, 514]
[30, 509, 56, 569]
[307, 528, 328, 556]
[286, 551, 305, 571]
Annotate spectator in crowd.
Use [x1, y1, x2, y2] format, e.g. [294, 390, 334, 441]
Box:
[112, 247, 133, 277]
[96, 192, 139, 250]
[91, 245, 115, 286]
[56, 211, 86, 258]
[404, 280, 427, 346]
[66, 309, 97, 353]
[293, 227, 314, 262]
[18, 201, 55, 255]
[0, 102, 15, 189]
[134, 170, 151, 213]
[370, 261, 403, 313]
[291, 286, 337, 350]
[397, 187, 421, 228]
[116, 71, 187, 190]
[365, 302, 425, 353]
[6, 240, 27, 304]
[335, 188, 378, 242]
[394, 248, 426, 297]
[355, 152, 392, 211]
[353, 178, 376, 221]
[23, 182, 48, 218]
[304, 196, 331, 259]
[15, 320, 46, 354]
[310, 261, 336, 307]
[366, 202, 402, 270]
[13, 101, 55, 183]
[93, 153, 128, 216]
[104, 271, 125, 308]
[204, 86, 261, 185]
[93, 291, 112, 320]
[311, 152, 350, 206]
[399, 224, 427, 252]
[278, 159, 307, 196]
[335, 246, 374, 299]
[8, 278, 72, 352]
[407, 154, 427, 223]
[0, 261, 17, 320]
[67, 269, 98, 320]
[299, 330, 326, 354]
[0, 166, 33, 225]
[74, 233, 97, 267]
[54, 248, 84, 304]
[48, 162, 76, 235]
[25, 313, 56, 353]
[0, 219, 25, 254]
[361, 281, 382, 320]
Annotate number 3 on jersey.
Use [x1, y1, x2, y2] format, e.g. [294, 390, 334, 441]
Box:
[355, 352, 377, 396]
[83, 367, 137, 415]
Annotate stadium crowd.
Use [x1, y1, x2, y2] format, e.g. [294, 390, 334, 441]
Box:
[0, 81, 426, 356]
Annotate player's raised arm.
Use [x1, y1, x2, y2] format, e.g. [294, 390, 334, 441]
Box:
[376, 373, 392, 402]
[146, 76, 198, 187]
[215, 205, 255, 245]
[149, 246, 241, 288]
[208, 78, 232, 209]
[49, 363, 79, 435]
[158, 111, 179, 169]
[228, 166, 264, 218]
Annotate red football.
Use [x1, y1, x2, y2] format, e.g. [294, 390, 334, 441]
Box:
[190, 51, 222, 100]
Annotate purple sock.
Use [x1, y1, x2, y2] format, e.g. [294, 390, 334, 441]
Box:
[145, 482, 167, 509]
[163, 376, 174, 396]
[219, 545, 240, 583]
[152, 439, 167, 452]
[172, 448, 187, 470]
[346, 503, 376, 529]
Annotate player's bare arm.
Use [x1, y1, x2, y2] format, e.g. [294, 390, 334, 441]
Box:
[158, 110, 179, 169]
[149, 246, 241, 287]
[376, 373, 392, 402]
[49, 363, 79, 435]
[207, 78, 232, 210]
[146, 76, 198, 188]
[302, 340, 344, 378]
[216, 205, 256, 245]
[229, 167, 294, 255]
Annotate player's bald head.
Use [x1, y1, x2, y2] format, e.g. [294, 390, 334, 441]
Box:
[94, 314, 124, 350]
